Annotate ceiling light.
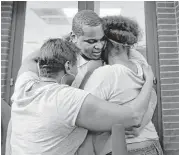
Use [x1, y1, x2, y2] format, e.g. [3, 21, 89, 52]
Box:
[100, 8, 121, 17]
[63, 8, 78, 18]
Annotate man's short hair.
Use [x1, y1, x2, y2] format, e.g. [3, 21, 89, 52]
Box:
[72, 10, 102, 37]
[39, 38, 80, 78]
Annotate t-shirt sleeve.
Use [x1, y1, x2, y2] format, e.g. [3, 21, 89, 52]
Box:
[83, 66, 114, 100]
[11, 71, 39, 102]
[56, 86, 90, 127]
[14, 71, 39, 92]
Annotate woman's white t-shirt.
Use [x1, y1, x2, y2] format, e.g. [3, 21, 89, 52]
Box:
[11, 71, 89, 155]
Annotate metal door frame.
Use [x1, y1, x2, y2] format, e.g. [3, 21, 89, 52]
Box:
[5, 1, 26, 104]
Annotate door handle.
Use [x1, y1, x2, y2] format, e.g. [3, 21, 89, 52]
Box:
[10, 78, 14, 86]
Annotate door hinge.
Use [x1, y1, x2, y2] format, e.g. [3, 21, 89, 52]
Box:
[10, 78, 14, 86]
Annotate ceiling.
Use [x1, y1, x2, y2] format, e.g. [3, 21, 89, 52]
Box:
[22, 1, 146, 60]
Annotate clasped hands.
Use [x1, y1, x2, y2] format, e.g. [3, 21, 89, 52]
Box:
[125, 124, 141, 138]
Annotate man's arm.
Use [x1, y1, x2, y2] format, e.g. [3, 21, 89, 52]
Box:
[137, 88, 157, 129]
[17, 50, 41, 78]
[76, 65, 154, 131]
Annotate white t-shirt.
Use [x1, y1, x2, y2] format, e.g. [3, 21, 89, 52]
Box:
[71, 55, 103, 88]
[83, 59, 158, 144]
[72, 49, 148, 89]
[11, 71, 89, 155]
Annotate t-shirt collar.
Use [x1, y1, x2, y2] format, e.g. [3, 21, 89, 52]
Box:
[77, 55, 89, 67]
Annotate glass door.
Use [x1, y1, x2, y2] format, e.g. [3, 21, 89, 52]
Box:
[22, 1, 78, 61]
[95, 1, 147, 58]
[8, 1, 88, 103]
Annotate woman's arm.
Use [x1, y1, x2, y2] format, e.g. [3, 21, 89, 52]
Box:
[5, 120, 11, 155]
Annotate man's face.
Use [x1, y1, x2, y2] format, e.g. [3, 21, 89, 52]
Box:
[76, 24, 106, 60]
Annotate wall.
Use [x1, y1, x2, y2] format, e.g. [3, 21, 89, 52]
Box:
[1, 1, 13, 101]
[156, 1, 179, 155]
[176, 2, 179, 46]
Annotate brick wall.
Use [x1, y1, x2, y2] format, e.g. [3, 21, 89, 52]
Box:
[176, 1, 179, 47]
[1, 1, 13, 100]
[156, 1, 179, 155]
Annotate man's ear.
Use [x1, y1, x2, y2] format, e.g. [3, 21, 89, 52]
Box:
[70, 32, 77, 44]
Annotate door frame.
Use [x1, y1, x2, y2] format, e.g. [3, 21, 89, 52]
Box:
[78, 1, 94, 11]
[144, 1, 163, 147]
[5, 1, 26, 105]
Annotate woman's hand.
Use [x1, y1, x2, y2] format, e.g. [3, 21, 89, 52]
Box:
[142, 65, 154, 83]
[125, 125, 140, 138]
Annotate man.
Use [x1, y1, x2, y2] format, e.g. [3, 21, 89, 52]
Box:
[69, 10, 106, 88]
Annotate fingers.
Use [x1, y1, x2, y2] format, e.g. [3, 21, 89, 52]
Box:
[125, 129, 139, 138]
[125, 124, 140, 131]
[125, 130, 134, 135]
[125, 125, 140, 138]
[125, 135, 135, 139]
[132, 124, 141, 128]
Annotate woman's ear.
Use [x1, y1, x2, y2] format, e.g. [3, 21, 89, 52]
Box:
[64, 61, 72, 74]
[70, 32, 77, 44]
